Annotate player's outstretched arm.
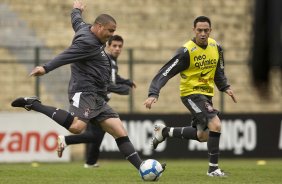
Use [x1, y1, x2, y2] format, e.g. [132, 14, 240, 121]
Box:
[144, 97, 158, 109]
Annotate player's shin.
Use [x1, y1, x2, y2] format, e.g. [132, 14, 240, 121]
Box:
[115, 136, 143, 169]
[168, 126, 198, 140]
[207, 131, 221, 172]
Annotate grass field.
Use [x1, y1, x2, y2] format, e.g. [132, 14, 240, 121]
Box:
[1, 159, 281, 184]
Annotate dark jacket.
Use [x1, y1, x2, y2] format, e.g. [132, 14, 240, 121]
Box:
[43, 9, 111, 97]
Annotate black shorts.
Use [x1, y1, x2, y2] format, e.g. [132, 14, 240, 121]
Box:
[68, 92, 119, 123]
[181, 94, 219, 131]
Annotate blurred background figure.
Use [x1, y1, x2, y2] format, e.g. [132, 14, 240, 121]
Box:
[251, 0, 282, 96]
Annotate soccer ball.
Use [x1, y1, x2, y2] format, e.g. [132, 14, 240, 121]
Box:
[139, 159, 163, 181]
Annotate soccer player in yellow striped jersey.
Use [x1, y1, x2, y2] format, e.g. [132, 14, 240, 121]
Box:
[144, 16, 237, 177]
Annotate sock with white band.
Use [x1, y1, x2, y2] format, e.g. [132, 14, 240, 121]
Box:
[169, 126, 198, 140]
[168, 127, 174, 137]
[207, 131, 221, 172]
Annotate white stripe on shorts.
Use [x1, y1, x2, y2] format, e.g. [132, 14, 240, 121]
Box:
[188, 98, 202, 113]
[72, 92, 82, 108]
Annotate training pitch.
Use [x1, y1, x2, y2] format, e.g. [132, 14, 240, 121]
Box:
[0, 159, 281, 183]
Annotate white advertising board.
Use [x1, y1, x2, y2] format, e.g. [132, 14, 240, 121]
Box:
[0, 112, 70, 162]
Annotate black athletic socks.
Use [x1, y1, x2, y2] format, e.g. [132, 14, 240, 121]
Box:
[116, 136, 142, 169]
[207, 131, 221, 172]
[162, 127, 169, 137]
[163, 126, 198, 140]
[65, 131, 95, 144]
[31, 101, 74, 129]
[172, 127, 198, 140]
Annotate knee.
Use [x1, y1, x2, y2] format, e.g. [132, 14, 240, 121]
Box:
[209, 123, 221, 132]
[214, 125, 221, 132]
[69, 127, 83, 134]
[110, 126, 127, 139]
[208, 116, 222, 132]
[69, 119, 87, 134]
[197, 131, 208, 142]
[101, 118, 127, 139]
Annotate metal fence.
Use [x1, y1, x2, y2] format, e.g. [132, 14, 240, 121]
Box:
[1, 46, 281, 113]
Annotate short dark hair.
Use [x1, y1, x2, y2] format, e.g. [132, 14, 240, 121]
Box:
[193, 16, 211, 27]
[108, 35, 124, 46]
[94, 14, 116, 25]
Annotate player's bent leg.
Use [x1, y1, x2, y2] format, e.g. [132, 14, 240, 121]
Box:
[11, 96, 79, 133]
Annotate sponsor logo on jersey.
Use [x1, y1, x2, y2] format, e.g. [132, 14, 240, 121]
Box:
[200, 69, 213, 77]
[194, 54, 207, 61]
[194, 54, 217, 69]
[192, 85, 213, 93]
[190, 46, 197, 52]
[198, 77, 213, 84]
[180, 73, 187, 79]
[162, 59, 179, 76]
[219, 51, 224, 69]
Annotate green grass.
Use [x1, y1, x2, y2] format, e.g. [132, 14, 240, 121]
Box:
[0, 159, 281, 184]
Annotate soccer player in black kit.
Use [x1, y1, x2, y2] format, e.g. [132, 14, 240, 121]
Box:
[144, 16, 236, 177]
[11, 0, 163, 173]
[56, 35, 137, 168]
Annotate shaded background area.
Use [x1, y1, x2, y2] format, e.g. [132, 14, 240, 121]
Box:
[251, 0, 282, 95]
[0, 0, 281, 113]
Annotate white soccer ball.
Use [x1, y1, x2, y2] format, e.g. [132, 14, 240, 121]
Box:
[139, 159, 163, 181]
